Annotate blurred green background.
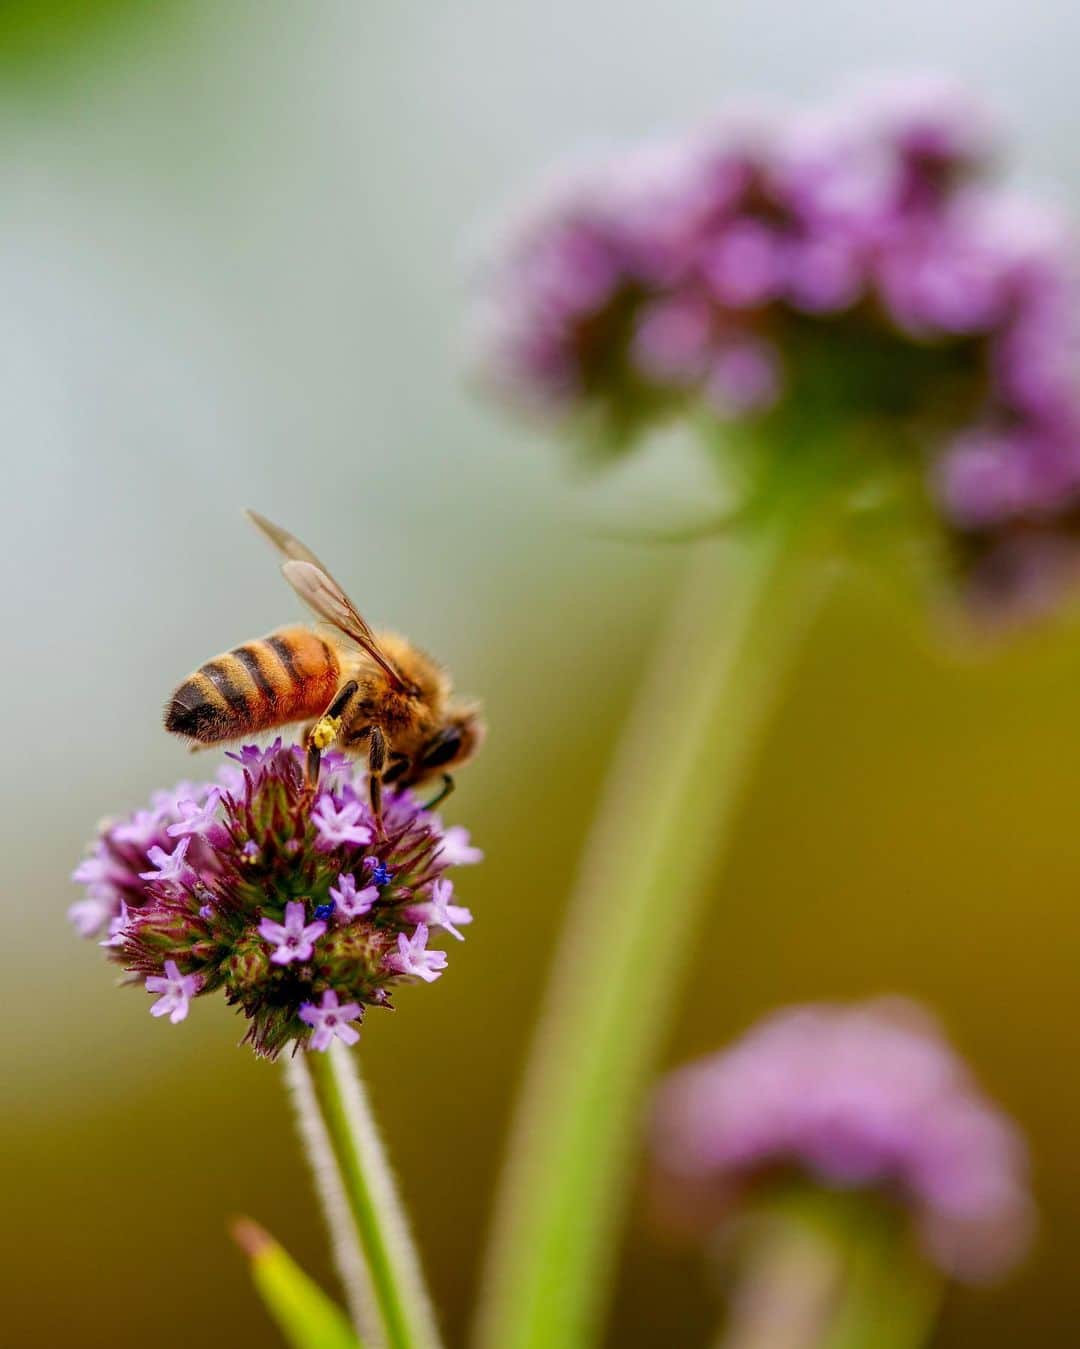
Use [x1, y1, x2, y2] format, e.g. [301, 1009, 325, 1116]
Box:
[5, 1, 1080, 1344]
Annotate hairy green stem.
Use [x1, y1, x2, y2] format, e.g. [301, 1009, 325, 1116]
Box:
[285, 1051, 379, 1341]
[287, 1045, 442, 1349]
[474, 513, 826, 1349]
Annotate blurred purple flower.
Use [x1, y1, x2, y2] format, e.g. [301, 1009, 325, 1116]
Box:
[874, 212, 1008, 336]
[70, 745, 480, 1057]
[651, 999, 1033, 1283]
[706, 338, 782, 417]
[112, 809, 165, 850]
[703, 220, 785, 309]
[784, 229, 864, 314]
[864, 75, 994, 200]
[632, 294, 714, 385]
[68, 892, 117, 938]
[934, 432, 1033, 529]
[472, 78, 1080, 617]
[438, 825, 484, 867]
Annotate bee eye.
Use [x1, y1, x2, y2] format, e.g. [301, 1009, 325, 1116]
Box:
[421, 727, 463, 769]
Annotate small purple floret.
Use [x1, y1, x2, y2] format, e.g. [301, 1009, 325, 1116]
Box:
[259, 901, 327, 965]
[329, 872, 378, 919]
[166, 789, 225, 840]
[403, 878, 473, 942]
[145, 959, 201, 1024]
[311, 796, 374, 851]
[299, 989, 363, 1051]
[385, 923, 448, 983]
[139, 837, 194, 892]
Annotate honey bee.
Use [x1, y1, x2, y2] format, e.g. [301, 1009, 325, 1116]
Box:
[164, 511, 484, 823]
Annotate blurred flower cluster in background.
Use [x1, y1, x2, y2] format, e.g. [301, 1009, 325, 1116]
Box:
[652, 1000, 1033, 1283]
[7, 0, 1080, 1346]
[475, 79, 1080, 617]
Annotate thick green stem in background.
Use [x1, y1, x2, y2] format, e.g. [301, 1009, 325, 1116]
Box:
[474, 512, 827, 1349]
[287, 1044, 443, 1349]
[719, 1190, 943, 1349]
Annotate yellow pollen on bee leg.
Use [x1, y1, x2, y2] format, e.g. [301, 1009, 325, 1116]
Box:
[310, 715, 342, 750]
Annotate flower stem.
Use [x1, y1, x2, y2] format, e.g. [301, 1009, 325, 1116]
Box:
[287, 1044, 442, 1349]
[474, 510, 826, 1349]
[717, 1211, 843, 1349]
[718, 1191, 943, 1349]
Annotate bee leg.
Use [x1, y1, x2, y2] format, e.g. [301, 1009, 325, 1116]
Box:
[306, 741, 326, 791]
[367, 726, 387, 833]
[305, 680, 359, 788]
[422, 774, 455, 812]
[382, 753, 409, 785]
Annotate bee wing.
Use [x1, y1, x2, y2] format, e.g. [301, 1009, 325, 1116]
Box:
[248, 509, 409, 690]
[246, 509, 332, 571]
[280, 560, 408, 690]
[247, 509, 408, 689]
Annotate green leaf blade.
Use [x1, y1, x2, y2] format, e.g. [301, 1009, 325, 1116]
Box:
[232, 1217, 365, 1349]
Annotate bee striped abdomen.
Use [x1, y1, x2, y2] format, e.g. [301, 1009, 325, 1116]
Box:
[165, 626, 340, 744]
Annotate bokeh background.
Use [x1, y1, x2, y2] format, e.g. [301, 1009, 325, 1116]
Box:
[5, 1, 1080, 1344]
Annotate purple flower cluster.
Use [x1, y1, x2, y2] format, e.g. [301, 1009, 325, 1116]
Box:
[651, 1000, 1033, 1283]
[70, 742, 482, 1058]
[474, 80, 1080, 612]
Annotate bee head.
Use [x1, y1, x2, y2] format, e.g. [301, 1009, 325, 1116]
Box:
[415, 703, 486, 780]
